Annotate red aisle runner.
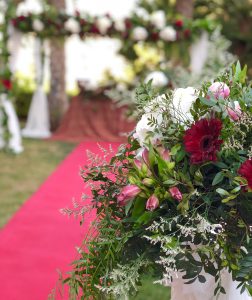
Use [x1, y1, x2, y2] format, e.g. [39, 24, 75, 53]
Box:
[0, 142, 117, 300]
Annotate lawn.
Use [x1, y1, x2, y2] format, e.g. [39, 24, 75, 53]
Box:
[0, 138, 76, 228]
[0, 138, 170, 299]
[132, 277, 170, 300]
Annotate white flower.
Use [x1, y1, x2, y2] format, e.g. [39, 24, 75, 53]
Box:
[96, 16, 112, 35]
[32, 19, 44, 32]
[160, 26, 177, 41]
[134, 112, 163, 146]
[150, 10, 166, 29]
[135, 8, 150, 21]
[16, 5, 31, 16]
[64, 18, 80, 34]
[114, 19, 126, 32]
[171, 87, 198, 121]
[132, 26, 148, 41]
[145, 71, 168, 87]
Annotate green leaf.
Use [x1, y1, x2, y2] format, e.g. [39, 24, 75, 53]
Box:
[199, 96, 216, 107]
[212, 172, 224, 186]
[216, 188, 229, 196]
[198, 275, 206, 283]
[221, 194, 237, 203]
[125, 200, 134, 215]
[163, 179, 177, 186]
[136, 211, 154, 225]
[167, 162, 175, 170]
[185, 277, 197, 284]
[171, 144, 181, 156]
[176, 148, 186, 163]
[132, 198, 146, 218]
[213, 162, 228, 169]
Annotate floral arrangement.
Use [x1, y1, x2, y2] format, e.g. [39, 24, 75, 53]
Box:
[11, 10, 214, 44]
[63, 63, 252, 299]
[0, 1, 15, 149]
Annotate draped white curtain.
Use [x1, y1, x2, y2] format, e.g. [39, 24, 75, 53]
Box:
[22, 38, 51, 138]
[190, 31, 209, 74]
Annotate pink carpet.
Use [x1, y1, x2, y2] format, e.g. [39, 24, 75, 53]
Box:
[0, 142, 118, 300]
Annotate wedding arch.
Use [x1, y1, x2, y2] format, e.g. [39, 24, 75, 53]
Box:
[9, 2, 214, 139]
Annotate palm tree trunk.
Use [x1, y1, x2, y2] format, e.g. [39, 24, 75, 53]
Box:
[48, 0, 68, 130]
[175, 0, 194, 19]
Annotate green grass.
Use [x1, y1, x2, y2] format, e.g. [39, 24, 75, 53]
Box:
[0, 139, 170, 299]
[131, 277, 170, 300]
[0, 138, 76, 228]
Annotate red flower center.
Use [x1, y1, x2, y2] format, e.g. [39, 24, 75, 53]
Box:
[200, 135, 213, 151]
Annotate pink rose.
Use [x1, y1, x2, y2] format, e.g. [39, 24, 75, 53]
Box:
[117, 185, 141, 206]
[208, 82, 230, 99]
[169, 187, 183, 201]
[146, 194, 159, 211]
[227, 101, 241, 121]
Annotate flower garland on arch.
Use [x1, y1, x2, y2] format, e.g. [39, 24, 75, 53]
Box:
[11, 10, 215, 43]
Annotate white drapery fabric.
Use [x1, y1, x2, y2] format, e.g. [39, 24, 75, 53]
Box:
[171, 269, 251, 300]
[0, 94, 23, 153]
[190, 31, 209, 74]
[22, 38, 51, 138]
[8, 25, 22, 73]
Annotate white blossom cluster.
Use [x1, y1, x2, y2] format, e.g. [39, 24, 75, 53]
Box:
[133, 87, 198, 146]
[143, 213, 224, 288]
[223, 112, 252, 151]
[96, 258, 149, 298]
[132, 9, 177, 42]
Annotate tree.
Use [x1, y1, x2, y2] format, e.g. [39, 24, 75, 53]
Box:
[47, 0, 68, 130]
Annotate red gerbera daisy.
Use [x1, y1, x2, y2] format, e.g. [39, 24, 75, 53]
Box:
[183, 118, 223, 164]
[238, 159, 252, 190]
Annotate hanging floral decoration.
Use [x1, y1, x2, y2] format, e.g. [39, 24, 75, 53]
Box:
[11, 10, 215, 43]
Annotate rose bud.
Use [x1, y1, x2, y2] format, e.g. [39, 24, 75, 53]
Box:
[142, 148, 150, 167]
[157, 146, 170, 161]
[134, 159, 142, 170]
[1, 79, 12, 90]
[142, 178, 155, 187]
[146, 194, 159, 211]
[208, 82, 230, 100]
[227, 101, 241, 121]
[169, 187, 183, 201]
[175, 19, 183, 28]
[117, 185, 141, 206]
